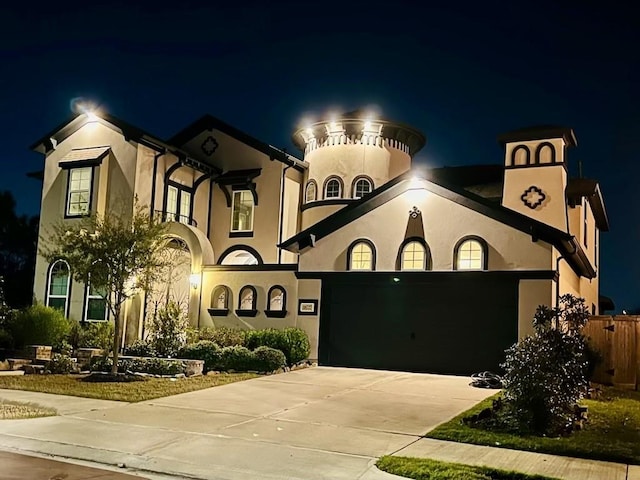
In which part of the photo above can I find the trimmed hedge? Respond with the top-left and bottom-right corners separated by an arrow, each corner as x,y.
91,356 -> 184,376
198,326 -> 246,347
178,342 -> 286,373
244,328 -> 310,365
253,346 -> 286,372
124,339 -> 157,357
179,340 -> 220,373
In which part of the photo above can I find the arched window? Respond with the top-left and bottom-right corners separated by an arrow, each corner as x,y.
454,237 -> 488,270
46,260 -> 70,316
305,180 -> 317,203
399,240 -> 430,271
535,142 -> 556,164
265,285 -> 287,317
352,177 -> 373,199
219,248 -> 261,265
511,145 -> 531,166
211,285 -> 230,309
324,176 -> 343,199
236,285 -> 258,316
348,240 -> 375,271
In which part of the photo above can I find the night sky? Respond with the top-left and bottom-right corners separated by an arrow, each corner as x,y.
1,2 -> 638,311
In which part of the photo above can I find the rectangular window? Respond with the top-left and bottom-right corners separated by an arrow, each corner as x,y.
166,184 -> 192,224
85,282 -> 108,322
231,190 -> 254,232
66,167 -> 93,216
166,185 -> 178,221
180,191 -> 191,225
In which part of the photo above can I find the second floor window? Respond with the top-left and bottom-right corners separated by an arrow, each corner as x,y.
167,184 -> 192,224
67,167 -> 93,216
231,190 -> 254,232
324,178 -> 342,199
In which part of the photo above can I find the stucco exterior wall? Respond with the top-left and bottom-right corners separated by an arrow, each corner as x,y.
299,188 -> 554,272
209,160 -> 285,264
34,122 -> 140,322
502,165 -> 568,232
518,279 -> 554,338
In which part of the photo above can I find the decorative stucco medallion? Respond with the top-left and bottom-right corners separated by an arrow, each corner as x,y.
409,206 -> 421,218
521,186 -> 546,209
201,135 -> 219,156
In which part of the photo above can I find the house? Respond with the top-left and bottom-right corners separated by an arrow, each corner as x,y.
30,109 -> 609,374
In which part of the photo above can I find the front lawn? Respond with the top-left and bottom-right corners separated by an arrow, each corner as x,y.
427,387 -> 640,465
377,456 -> 559,480
0,399 -> 57,419
0,373 -> 259,402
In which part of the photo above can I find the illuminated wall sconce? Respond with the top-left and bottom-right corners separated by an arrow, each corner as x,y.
189,273 -> 201,290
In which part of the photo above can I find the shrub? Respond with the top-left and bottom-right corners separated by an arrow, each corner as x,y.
0,329 -> 13,349
77,322 -> 114,352
124,339 -> 157,357
10,304 -> 70,348
253,346 -> 286,372
500,294 -> 591,435
244,327 -> 310,365
57,340 -> 74,356
178,340 -> 220,373
48,353 -> 76,374
218,345 -> 254,372
199,326 -> 246,347
90,356 -> 184,376
147,301 -> 188,357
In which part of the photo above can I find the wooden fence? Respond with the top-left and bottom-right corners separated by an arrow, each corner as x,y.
584,315 -> 639,390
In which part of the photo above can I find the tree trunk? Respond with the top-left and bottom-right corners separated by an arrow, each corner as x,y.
111,302 -> 122,375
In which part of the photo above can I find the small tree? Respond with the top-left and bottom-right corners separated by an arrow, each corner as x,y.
501,294 -> 591,435
41,201 -> 168,374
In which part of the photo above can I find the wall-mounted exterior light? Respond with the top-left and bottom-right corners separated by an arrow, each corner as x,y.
189,273 -> 201,290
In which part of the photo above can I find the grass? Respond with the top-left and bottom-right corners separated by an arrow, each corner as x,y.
0,373 -> 259,402
427,387 -> 640,465
0,399 -> 57,419
376,456 -> 560,480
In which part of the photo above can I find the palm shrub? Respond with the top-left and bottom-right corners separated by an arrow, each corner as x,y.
500,294 -> 591,435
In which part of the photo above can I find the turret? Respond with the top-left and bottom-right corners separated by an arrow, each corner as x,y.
292,110 -> 425,229
499,125 -> 577,232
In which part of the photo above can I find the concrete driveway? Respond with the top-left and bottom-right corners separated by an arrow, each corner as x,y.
0,367 -> 494,479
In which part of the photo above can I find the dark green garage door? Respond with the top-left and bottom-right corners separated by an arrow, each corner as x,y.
318,272 -> 519,375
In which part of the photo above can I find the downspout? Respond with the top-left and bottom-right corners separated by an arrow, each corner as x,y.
277,162 -> 293,264
555,255 -> 564,329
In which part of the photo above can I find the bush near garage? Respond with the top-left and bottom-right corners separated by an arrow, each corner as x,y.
244,327 -> 310,365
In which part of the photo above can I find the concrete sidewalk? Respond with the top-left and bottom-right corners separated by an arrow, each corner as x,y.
0,368 -> 638,479
393,437 -> 639,480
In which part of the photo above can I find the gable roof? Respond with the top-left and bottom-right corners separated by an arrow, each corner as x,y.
168,114 -> 305,171
30,112 -> 167,154
280,169 -> 596,279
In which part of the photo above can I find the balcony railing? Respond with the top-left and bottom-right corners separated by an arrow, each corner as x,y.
154,210 -> 198,227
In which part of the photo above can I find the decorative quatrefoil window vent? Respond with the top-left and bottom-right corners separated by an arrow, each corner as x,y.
409,206 -> 421,218
201,135 -> 219,156
521,186 -> 546,209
